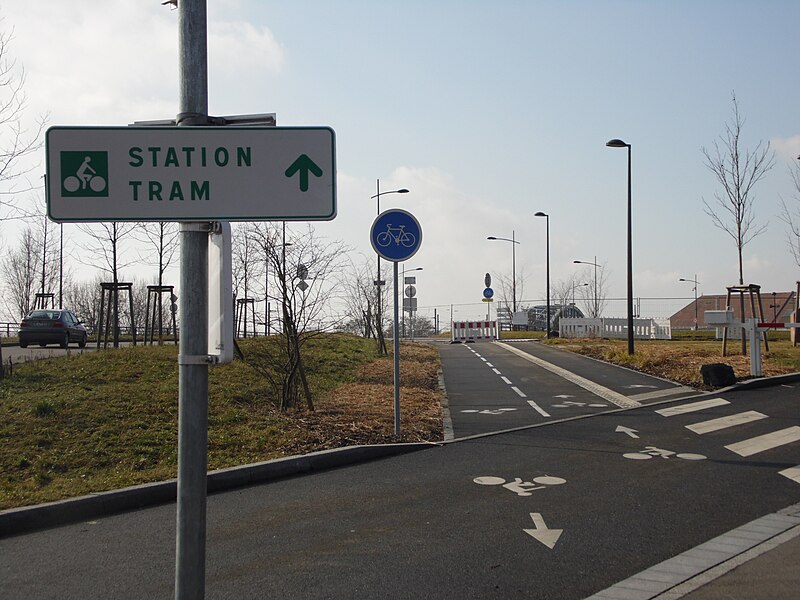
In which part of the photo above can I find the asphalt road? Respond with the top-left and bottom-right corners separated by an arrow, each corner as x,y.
441,340 -> 698,438
2,381 -> 798,599
2,339 -> 151,365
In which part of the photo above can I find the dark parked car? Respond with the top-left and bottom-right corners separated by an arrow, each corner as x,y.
18,309 -> 88,349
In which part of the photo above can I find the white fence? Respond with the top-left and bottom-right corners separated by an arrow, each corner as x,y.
559,317 -> 672,340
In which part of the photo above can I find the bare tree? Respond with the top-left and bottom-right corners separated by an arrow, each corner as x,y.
339,255 -> 377,338
34,208 -> 59,302
0,23 -> 46,379
339,255 -> 393,342
0,225 -> 38,318
496,266 -> 526,321
231,223 -> 264,337
702,93 -> 775,285
246,222 -> 280,335
576,263 -> 609,318
133,222 -> 178,341
243,224 -> 349,411
64,276 -> 103,333
779,158 -> 800,268
552,277 -> 581,308
77,222 -> 137,345
0,24 -> 46,224
134,222 -> 179,285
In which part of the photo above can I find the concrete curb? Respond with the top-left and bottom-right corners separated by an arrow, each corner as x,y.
0,442 -> 438,538
724,372 -> 800,391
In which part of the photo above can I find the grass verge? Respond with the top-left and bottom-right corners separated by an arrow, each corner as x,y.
0,334 -> 443,510
542,336 -> 800,387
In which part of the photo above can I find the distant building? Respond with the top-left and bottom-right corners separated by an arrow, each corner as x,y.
670,292 -> 796,330
511,304 -> 585,332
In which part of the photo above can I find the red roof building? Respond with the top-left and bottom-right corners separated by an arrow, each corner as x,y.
670,291 -> 797,329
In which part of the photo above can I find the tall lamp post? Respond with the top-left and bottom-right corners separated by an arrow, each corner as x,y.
534,212 -> 551,337
607,138 -> 634,355
371,180 -> 409,352
487,231 -> 520,316
679,275 -> 700,330
573,258 -> 600,317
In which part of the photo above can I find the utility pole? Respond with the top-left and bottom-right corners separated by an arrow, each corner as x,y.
175,1 -> 210,598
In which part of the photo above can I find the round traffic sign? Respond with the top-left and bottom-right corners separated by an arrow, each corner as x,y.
483,287 -> 494,299
370,209 -> 422,262
405,285 -> 417,298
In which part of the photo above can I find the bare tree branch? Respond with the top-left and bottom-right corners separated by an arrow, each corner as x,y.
701,92 -> 774,285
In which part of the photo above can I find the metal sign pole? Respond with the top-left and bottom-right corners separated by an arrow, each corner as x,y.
393,261 -> 401,436
176,1 -> 209,598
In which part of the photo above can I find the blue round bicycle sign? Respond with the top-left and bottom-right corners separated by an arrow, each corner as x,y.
370,208 -> 422,262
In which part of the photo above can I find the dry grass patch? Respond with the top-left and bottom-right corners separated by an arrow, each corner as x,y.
544,337 -> 800,388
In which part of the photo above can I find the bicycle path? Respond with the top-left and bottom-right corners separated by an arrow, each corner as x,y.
439,339 -> 699,439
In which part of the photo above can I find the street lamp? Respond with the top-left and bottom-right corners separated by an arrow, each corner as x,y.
401,265 -> 423,338
487,231 -> 520,314
371,180 -> 409,352
534,212 -> 551,337
573,258 -> 600,317
679,275 -> 700,330
606,138 -> 634,355
572,282 -> 589,307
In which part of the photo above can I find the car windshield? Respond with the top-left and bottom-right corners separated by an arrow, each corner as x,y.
27,310 -> 61,320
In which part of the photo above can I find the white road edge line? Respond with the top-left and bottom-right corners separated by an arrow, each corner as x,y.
495,341 -> 640,408
511,386 -> 527,398
527,400 -> 550,417
500,376 -> 512,385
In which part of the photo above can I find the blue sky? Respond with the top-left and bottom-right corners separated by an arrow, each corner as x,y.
3,0 -> 800,321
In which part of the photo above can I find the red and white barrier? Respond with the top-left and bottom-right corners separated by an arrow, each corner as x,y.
450,320 -> 498,343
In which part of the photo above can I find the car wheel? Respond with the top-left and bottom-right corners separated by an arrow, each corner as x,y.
78,334 -> 87,348
60,334 -> 69,349
20,341 -> 28,348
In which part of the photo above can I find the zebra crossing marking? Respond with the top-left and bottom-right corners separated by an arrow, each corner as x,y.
779,466 -> 800,484
686,411 -> 768,435
725,427 -> 800,457
655,397 -> 729,417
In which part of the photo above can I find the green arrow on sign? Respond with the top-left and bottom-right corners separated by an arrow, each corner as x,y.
285,154 -> 323,192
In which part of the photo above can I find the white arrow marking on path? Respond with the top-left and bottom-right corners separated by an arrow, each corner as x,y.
615,425 -> 640,439
524,513 -> 562,549
553,394 -> 574,399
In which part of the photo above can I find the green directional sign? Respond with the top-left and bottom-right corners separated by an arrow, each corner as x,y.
46,126 -> 336,222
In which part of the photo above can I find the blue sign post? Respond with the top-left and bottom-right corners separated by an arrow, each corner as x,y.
370,209 -> 422,436
370,208 -> 422,262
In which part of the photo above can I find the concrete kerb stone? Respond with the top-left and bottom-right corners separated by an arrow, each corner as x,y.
0,442 -> 438,538
721,371 -> 800,392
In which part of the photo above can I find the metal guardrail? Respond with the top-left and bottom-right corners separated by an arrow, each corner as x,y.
0,322 -> 19,338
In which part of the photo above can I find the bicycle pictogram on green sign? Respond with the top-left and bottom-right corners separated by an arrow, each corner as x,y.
60,151 -> 109,197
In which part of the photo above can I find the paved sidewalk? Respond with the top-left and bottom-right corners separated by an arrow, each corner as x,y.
674,525 -> 800,600
586,503 -> 800,600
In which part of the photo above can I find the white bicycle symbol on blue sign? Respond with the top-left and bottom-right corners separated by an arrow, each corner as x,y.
376,223 -> 416,248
